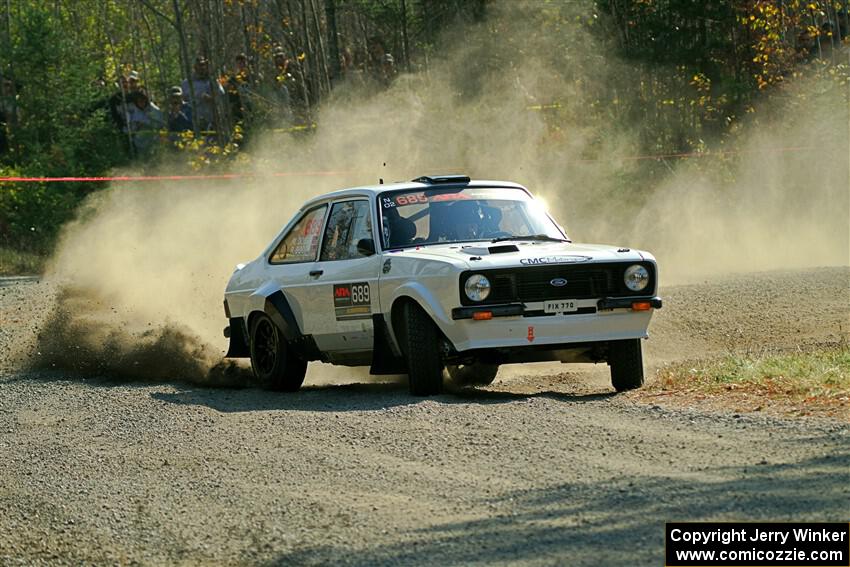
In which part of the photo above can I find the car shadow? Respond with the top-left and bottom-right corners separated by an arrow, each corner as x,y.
4,365 -> 254,390
150,382 -> 618,413
264,450 -> 850,566
10,365 -> 618,412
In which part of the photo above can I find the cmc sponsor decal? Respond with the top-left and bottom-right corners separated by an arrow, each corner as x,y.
520,255 -> 591,266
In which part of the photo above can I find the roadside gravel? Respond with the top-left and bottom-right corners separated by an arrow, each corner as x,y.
0,268 -> 848,566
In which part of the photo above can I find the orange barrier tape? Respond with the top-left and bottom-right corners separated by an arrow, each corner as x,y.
0,170 -> 355,183
0,146 -> 820,184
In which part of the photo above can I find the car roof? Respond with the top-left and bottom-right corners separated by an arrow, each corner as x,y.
300,178 -> 528,209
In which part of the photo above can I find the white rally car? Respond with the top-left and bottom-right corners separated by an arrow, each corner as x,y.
223,175 -> 662,395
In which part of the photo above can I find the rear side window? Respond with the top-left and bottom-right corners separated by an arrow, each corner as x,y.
269,205 -> 327,264
320,200 -> 373,261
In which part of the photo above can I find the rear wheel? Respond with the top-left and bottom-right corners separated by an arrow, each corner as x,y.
402,302 -> 444,396
249,313 -> 307,392
446,363 -> 499,387
609,339 -> 644,392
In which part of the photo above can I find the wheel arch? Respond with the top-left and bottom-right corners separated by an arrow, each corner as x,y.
385,280 -> 452,341
388,294 -> 455,357
246,290 -> 324,362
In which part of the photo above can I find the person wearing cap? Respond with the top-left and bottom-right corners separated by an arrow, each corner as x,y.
180,56 -> 225,131
166,86 -> 192,140
127,70 -> 142,93
381,53 -> 396,84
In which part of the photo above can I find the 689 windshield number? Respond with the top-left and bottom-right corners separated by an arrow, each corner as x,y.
391,192 -> 470,207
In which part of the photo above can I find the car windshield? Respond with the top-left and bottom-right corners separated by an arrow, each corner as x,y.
377,186 -> 565,249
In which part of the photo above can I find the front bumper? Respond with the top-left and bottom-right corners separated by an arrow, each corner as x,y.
452,296 -> 662,319
444,297 -> 661,352
597,296 -> 663,310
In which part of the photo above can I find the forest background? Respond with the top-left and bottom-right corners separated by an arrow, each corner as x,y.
0,0 -> 847,273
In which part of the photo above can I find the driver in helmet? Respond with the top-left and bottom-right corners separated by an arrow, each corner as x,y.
448,200 -> 485,240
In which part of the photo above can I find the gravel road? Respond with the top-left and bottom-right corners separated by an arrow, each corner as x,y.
0,268 -> 848,566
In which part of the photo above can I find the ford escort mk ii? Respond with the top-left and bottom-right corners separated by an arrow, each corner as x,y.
223,175 -> 662,395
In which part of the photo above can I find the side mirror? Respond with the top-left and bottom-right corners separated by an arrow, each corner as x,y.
356,238 -> 376,257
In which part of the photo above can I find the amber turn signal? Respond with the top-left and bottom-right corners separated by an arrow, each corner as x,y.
472,311 -> 493,320
631,301 -> 652,311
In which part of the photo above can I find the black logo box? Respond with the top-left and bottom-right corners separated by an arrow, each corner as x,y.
666,522 -> 849,567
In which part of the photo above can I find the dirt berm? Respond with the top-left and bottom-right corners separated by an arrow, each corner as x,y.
0,267 -> 847,566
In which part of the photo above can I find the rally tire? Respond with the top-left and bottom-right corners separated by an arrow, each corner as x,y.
402,302 -> 444,396
446,363 -> 499,387
249,313 -> 307,392
609,339 -> 644,392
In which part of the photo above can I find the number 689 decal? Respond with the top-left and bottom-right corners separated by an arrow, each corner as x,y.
350,283 -> 370,305
333,282 -> 372,321
333,282 -> 371,307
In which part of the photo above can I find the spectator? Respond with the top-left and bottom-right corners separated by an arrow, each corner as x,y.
0,77 -> 19,155
819,21 -> 838,59
127,89 -> 164,156
127,70 -> 142,94
106,75 -> 132,131
181,56 -> 225,132
271,47 -> 295,124
225,53 -> 260,124
381,53 -> 397,84
367,37 -> 396,87
368,37 -> 386,67
166,86 -> 192,141
339,47 -> 354,79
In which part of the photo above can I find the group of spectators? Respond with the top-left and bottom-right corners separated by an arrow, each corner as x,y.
105,56 -> 238,157
102,39 -> 398,158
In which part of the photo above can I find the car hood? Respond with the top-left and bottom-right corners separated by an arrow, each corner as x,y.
386,241 -> 653,269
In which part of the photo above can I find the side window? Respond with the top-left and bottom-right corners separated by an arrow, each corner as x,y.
320,201 -> 373,261
269,205 -> 327,264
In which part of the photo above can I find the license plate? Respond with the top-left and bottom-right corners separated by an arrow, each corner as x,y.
544,300 -> 578,314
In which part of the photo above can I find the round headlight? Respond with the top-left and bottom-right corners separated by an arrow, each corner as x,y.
464,274 -> 491,302
624,264 -> 650,292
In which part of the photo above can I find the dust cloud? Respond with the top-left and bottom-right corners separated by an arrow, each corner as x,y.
37,1 -> 848,384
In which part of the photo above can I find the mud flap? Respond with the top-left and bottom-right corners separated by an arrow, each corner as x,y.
224,317 -> 250,358
369,314 -> 407,375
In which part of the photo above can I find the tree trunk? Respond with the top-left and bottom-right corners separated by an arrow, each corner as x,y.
309,0 -> 331,95
172,0 -> 201,136
298,0 -> 316,118
401,0 -> 411,72
139,7 -> 168,102
324,0 -> 340,82
4,0 -> 16,132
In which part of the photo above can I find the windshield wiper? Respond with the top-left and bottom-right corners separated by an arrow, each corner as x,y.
490,234 -> 569,243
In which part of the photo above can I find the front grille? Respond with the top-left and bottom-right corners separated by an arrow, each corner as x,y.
460,261 -> 655,306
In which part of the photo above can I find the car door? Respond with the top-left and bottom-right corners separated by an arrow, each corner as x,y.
266,203 -> 329,337
303,198 -> 381,354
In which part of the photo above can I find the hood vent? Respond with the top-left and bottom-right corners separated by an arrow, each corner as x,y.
488,244 -> 519,254
461,244 -> 519,256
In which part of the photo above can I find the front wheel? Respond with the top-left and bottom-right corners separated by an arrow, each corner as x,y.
609,339 -> 644,392
249,314 -> 307,392
446,363 -> 499,387
402,303 -> 444,396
